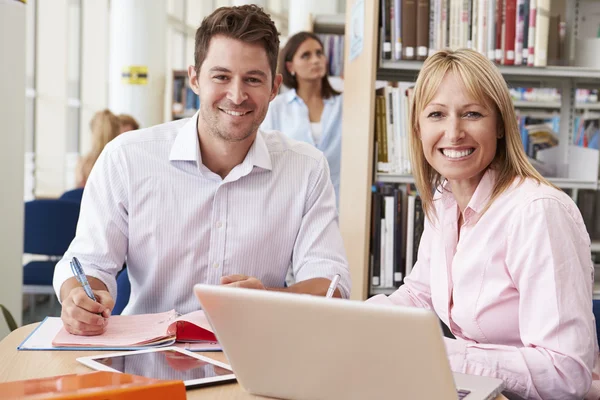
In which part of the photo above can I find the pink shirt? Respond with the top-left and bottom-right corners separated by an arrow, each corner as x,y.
368,169 -> 598,399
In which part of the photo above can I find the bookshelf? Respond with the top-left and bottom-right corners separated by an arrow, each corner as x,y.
339,0 -> 600,300
171,70 -> 199,121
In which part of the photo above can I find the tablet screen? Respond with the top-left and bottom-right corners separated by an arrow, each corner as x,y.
91,349 -> 234,382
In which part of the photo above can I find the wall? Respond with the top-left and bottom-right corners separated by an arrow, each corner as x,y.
0,0 -> 26,338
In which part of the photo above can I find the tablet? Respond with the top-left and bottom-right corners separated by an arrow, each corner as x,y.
76,347 -> 236,389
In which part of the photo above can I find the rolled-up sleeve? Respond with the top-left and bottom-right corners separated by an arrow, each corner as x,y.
446,198 -> 596,399
291,154 -> 351,298
53,143 -> 129,303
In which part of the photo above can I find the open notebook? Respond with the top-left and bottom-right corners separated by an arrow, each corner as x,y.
18,310 -> 221,352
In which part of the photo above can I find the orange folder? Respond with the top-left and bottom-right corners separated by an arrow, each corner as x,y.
1,371 -> 186,399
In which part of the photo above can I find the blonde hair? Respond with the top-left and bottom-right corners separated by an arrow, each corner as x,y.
118,114 -> 140,131
409,49 -> 554,222
76,109 -> 121,187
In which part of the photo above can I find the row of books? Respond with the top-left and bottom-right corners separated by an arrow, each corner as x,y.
375,82 -> 600,177
375,82 -> 414,175
509,88 -> 600,104
518,114 -> 560,159
380,0 -> 556,67
317,34 -> 345,77
370,183 -> 425,290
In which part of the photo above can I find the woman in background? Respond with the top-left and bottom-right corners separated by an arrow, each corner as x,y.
368,49 -> 599,399
262,31 -> 343,203
75,109 -> 121,188
118,113 -> 139,133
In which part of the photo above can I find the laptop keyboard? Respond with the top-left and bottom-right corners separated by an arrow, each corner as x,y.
457,389 -> 471,399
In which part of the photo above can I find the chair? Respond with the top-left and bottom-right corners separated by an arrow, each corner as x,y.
59,188 -> 84,203
23,199 -> 80,314
113,267 -> 130,316
593,300 -> 600,347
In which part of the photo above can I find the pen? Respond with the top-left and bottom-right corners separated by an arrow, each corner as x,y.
70,257 -> 97,302
326,274 -> 341,298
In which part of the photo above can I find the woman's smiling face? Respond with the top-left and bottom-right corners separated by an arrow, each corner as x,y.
418,71 -> 498,189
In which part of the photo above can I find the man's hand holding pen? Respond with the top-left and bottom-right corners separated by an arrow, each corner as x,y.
61,287 -> 113,336
59,257 -> 114,336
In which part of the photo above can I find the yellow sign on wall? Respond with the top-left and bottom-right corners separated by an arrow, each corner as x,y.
121,66 -> 148,85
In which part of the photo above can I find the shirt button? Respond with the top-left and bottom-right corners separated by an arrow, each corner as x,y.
213,262 -> 219,269
216,221 -> 222,228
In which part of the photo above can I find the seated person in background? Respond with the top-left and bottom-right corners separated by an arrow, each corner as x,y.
261,31 -> 343,204
117,113 -> 140,133
75,109 -> 121,188
53,5 -> 350,336
367,48 -> 598,399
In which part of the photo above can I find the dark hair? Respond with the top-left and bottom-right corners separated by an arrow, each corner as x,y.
194,5 -> 280,83
279,31 -> 341,99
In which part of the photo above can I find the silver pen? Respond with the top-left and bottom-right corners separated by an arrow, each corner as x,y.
70,257 -> 97,302
325,274 -> 341,298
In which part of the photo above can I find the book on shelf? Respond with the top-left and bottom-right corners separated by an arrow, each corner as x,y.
379,0 -> 562,67
316,33 -> 345,77
370,183 -> 424,294
375,82 -> 414,175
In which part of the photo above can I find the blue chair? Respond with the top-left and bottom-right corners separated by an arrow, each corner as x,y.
23,199 -> 80,313
113,267 -> 130,315
60,188 -> 84,203
593,300 -> 600,348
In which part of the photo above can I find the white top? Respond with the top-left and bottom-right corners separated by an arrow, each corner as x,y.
310,122 -> 323,145
53,113 -> 351,315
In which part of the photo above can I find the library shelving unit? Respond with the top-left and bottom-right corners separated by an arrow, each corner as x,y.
339,0 -> 600,300
310,13 -> 346,80
171,70 -> 198,121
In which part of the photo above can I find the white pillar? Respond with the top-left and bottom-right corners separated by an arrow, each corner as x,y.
109,0 -> 167,129
80,0 -> 110,156
0,0 -> 26,336
35,0 -> 68,197
288,0 -> 339,36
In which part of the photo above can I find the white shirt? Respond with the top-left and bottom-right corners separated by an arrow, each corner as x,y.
53,113 -> 351,315
261,90 -> 343,203
310,121 -> 323,145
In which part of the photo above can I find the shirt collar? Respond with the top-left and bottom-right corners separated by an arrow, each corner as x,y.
440,168 -> 496,214
168,112 -> 272,172
245,130 -> 272,171
284,88 -> 336,105
169,112 -> 201,163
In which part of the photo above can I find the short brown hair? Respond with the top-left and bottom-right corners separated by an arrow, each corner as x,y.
280,31 -> 341,99
194,5 -> 280,83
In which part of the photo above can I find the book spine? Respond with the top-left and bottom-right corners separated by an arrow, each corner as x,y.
402,0 -> 418,59
417,0 -> 430,61
533,0 -> 549,66
527,0 -> 536,67
514,0 -> 526,65
502,0 -> 516,65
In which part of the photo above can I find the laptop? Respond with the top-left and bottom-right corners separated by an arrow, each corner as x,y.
194,284 -> 504,400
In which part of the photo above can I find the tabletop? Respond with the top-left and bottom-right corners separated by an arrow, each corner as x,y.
0,323 -> 508,400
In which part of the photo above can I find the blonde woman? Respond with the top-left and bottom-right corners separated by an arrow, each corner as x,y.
75,109 -> 121,188
118,113 -> 139,133
368,49 -> 598,399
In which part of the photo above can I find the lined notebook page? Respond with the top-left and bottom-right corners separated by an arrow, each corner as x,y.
52,310 -> 179,347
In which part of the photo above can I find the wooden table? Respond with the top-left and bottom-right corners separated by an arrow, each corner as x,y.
0,324 -> 508,399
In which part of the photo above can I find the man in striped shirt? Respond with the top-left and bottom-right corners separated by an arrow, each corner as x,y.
53,5 -> 350,336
